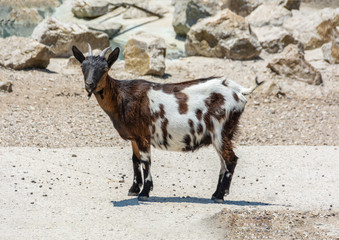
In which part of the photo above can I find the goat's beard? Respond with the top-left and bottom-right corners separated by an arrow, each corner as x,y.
87,92 -> 92,100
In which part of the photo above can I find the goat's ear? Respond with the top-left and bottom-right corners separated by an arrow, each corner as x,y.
72,45 -> 85,63
107,47 -> 120,68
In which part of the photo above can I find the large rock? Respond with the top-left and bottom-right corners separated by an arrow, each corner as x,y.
283,8 -> 339,49
253,26 -> 301,53
223,0 -> 262,17
322,40 -> 339,64
32,17 -> 110,57
263,0 -> 301,10
72,0 -> 109,19
172,0 -> 221,37
0,36 -> 54,70
9,8 -> 43,24
246,4 -> 292,28
87,22 -> 122,38
122,2 -> 168,19
185,9 -> 261,60
267,44 -> 323,85
123,32 -> 166,76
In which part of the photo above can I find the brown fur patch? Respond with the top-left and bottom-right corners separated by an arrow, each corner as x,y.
204,92 -> 226,131
196,109 -> 203,121
197,123 -> 203,135
175,92 -> 189,114
233,92 -> 239,102
161,118 -> 169,149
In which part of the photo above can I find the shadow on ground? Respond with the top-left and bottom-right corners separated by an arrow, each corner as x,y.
111,196 -> 274,207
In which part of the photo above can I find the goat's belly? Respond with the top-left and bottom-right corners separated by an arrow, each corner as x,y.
150,123 -> 211,152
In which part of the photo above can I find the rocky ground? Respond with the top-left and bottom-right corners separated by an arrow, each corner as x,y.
0,52 -> 338,148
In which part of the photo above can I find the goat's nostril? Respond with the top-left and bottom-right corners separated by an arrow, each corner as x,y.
86,83 -> 94,89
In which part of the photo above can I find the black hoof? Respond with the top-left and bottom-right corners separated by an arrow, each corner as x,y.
138,195 -> 149,201
128,191 -> 139,196
214,198 -> 224,203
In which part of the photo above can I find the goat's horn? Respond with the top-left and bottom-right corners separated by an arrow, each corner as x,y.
87,43 -> 93,56
100,46 -> 111,58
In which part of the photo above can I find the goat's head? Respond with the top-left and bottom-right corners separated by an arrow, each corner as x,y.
72,44 -> 120,98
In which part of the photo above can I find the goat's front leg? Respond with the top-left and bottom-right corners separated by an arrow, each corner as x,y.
137,142 -> 153,201
128,141 -> 143,196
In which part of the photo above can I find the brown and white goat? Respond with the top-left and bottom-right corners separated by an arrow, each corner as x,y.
72,45 -> 262,203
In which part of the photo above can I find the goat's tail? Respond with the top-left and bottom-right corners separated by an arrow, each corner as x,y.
241,76 -> 264,95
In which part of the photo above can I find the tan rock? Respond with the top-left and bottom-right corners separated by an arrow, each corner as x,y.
267,44 -> 322,85
322,40 -> 339,64
124,32 -> 166,76
185,9 -> 261,60
32,17 -> 109,57
9,8 -> 42,24
0,36 -> 54,70
0,81 -> 13,92
283,8 -> 339,49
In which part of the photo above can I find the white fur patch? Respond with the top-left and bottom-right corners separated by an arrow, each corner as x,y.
147,77 -> 247,152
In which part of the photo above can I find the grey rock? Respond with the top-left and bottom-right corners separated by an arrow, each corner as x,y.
185,9 -> 261,60
246,4 -> 292,28
0,36 -> 54,70
253,26 -> 301,53
223,0 -> 262,17
172,0 -> 221,37
88,22 -> 122,38
32,17 -> 110,57
72,0 -> 109,18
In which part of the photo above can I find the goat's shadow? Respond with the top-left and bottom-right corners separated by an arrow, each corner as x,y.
111,196 -> 274,207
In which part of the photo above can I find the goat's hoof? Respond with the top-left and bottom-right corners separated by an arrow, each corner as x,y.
138,195 -> 149,201
214,198 -> 224,203
211,195 -> 216,201
128,191 -> 139,196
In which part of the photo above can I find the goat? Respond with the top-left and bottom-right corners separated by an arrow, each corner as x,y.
72,44 -> 262,203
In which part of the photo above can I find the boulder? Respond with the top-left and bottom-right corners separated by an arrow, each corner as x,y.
123,32 -> 166,76
263,0 -> 301,10
253,26 -> 301,53
9,8 -> 43,24
88,22 -> 122,38
267,44 -> 323,85
72,0 -> 109,19
185,9 -> 261,60
0,36 -> 54,70
246,4 -> 292,28
0,81 -> 13,92
32,17 -> 110,57
172,0 -> 221,37
283,8 -> 339,49
122,2 -> 168,19
322,40 -> 339,64
223,0 -> 262,17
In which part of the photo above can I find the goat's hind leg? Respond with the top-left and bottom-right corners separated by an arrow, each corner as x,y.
137,143 -> 153,201
128,141 -> 143,196
212,142 -> 238,203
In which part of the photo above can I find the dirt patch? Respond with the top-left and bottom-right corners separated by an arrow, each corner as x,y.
212,209 -> 339,240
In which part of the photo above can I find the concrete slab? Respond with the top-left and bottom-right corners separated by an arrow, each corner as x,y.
0,146 -> 338,239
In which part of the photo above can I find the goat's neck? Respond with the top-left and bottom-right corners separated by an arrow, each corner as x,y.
94,74 -> 119,117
